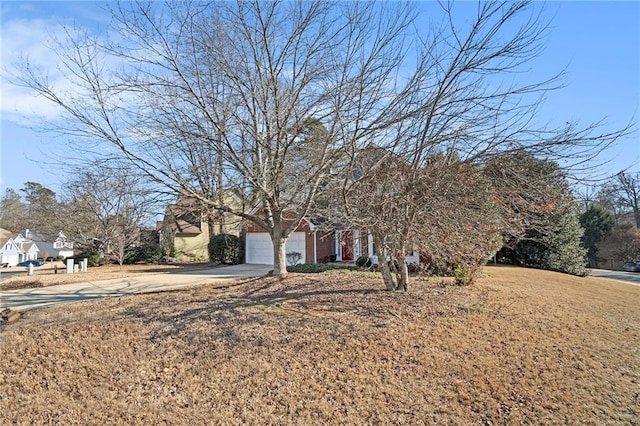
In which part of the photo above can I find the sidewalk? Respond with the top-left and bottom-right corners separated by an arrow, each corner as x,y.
0,264 -> 273,311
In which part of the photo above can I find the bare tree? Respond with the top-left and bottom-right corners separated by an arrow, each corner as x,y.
598,224 -> 640,265
12,0 -> 417,276
61,167 -> 160,268
613,172 -> 640,228
330,1 -> 627,289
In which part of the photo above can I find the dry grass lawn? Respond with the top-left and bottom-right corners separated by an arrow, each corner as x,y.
1,265 -> 638,425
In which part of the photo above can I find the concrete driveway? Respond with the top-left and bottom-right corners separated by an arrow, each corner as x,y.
589,269 -> 640,287
0,264 -> 273,312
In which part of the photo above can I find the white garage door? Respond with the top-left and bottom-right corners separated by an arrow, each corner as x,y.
245,232 -> 306,265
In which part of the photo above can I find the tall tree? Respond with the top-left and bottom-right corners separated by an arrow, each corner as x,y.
598,224 -> 640,265
488,153 -> 588,276
61,167 -> 160,268
14,0 -> 417,276
20,182 -> 58,235
0,188 -> 26,233
613,172 -> 640,228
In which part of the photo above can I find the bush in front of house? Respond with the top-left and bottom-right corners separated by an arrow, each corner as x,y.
124,244 -> 163,264
209,234 -> 242,265
355,256 -> 372,268
287,263 -> 360,273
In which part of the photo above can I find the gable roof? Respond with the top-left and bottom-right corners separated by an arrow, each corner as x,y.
22,241 -> 39,253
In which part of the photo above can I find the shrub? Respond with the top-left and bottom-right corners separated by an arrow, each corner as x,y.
454,264 -> 468,286
209,234 -> 242,265
69,253 -> 107,267
286,251 -> 303,265
355,256 -> 372,268
407,262 -> 420,274
454,262 -> 484,285
287,263 -> 360,273
124,244 -> 163,264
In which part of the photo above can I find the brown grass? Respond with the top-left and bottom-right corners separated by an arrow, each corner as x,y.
1,265 -> 638,425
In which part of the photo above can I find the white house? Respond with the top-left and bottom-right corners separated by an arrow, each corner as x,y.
0,234 -> 21,267
12,233 -> 40,262
20,229 -> 74,259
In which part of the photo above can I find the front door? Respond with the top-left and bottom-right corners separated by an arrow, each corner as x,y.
341,231 -> 354,261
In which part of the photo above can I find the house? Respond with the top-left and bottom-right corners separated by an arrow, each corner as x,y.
241,216 -> 418,266
160,191 -> 245,262
0,227 -> 49,266
0,229 -> 21,266
20,229 -> 74,259
242,215 -> 327,265
239,145 -> 421,266
240,208 -> 384,265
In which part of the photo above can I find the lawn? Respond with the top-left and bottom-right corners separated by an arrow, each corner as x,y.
1,265 -> 638,425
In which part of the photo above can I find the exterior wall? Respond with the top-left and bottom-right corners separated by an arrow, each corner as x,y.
23,244 -> 39,261
174,222 -> 210,262
220,191 -> 245,236
0,239 -> 21,266
315,231 -> 335,263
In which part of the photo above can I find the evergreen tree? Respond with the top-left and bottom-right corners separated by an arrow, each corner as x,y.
580,203 -> 614,266
0,188 -> 26,232
544,202 -> 588,276
20,182 -> 59,235
493,154 -> 588,276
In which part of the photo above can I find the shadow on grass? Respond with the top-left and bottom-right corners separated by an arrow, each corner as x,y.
123,276 -> 387,348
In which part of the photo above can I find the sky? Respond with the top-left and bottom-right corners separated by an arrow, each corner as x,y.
1,1 -> 639,196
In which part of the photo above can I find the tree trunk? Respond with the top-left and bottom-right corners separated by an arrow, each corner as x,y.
374,233 -> 395,290
272,233 -> 288,277
397,254 -> 409,291
207,213 -> 217,264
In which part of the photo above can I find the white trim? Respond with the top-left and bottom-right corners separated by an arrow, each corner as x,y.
353,229 -> 361,259
335,232 -> 342,261
313,230 -> 317,263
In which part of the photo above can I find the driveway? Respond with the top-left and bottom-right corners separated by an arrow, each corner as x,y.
0,264 -> 273,312
589,269 -> 640,287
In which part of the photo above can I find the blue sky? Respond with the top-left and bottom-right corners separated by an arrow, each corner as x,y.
1,1 -> 639,195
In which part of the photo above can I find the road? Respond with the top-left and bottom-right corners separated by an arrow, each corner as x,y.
589,269 -> 640,286
0,264 -> 273,312
0,268 -> 32,280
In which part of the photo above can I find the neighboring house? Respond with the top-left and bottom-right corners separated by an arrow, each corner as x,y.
160,191 -> 245,262
0,227 -> 43,265
0,229 -> 21,266
163,209 -> 210,262
21,241 -> 40,262
20,229 -> 74,259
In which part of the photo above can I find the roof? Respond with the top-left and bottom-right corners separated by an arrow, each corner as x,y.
173,218 -> 203,235
22,241 -> 39,252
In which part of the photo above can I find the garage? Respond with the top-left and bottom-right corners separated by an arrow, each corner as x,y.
245,232 -> 306,265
